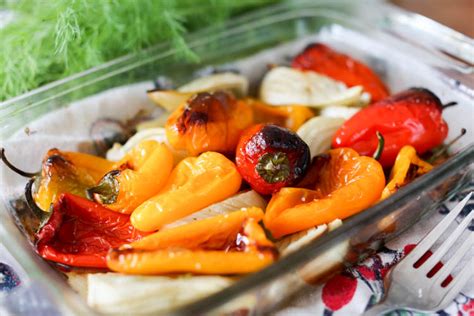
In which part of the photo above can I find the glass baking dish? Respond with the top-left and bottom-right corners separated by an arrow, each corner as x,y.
0,0 -> 473,315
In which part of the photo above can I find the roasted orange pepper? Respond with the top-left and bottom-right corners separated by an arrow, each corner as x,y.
264,148 -> 385,238
34,149 -> 114,212
131,151 -> 242,232
165,91 -> 253,156
381,145 -> 433,200
88,140 -> 173,214
107,207 -> 277,274
246,98 -> 314,131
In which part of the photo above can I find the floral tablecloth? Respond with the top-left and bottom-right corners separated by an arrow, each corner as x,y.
277,183 -> 474,316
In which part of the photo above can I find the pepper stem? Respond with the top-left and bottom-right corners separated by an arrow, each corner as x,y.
372,131 -> 385,161
442,101 -> 457,109
428,128 -> 467,163
25,178 -> 51,229
256,152 -> 290,184
1,148 -> 39,178
87,170 -> 120,204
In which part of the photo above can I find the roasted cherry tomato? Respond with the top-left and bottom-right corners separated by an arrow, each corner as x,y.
236,124 -> 310,195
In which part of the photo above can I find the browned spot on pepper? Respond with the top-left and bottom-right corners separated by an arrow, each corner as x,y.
296,154 -> 331,189
166,90 -> 253,156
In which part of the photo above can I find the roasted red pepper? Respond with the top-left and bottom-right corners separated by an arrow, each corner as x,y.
332,88 -> 450,167
292,43 -> 389,102
36,193 -> 147,268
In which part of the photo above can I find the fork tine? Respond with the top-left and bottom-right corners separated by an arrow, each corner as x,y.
419,208 -> 474,274
432,233 -> 474,285
436,257 -> 474,310
404,192 -> 472,267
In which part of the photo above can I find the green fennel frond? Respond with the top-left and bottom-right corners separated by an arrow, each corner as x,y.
0,0 -> 278,101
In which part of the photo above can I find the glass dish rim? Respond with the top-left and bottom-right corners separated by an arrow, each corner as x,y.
0,1 -> 473,315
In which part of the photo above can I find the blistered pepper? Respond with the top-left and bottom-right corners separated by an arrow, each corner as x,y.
107,207 -> 276,274
166,91 -> 253,156
264,148 -> 385,238
246,98 -> 314,131
332,88 -> 450,167
131,151 -> 242,232
34,149 -> 114,212
292,43 -> 389,102
88,140 -> 173,214
381,146 -> 433,200
236,124 -> 310,195
36,193 -> 147,268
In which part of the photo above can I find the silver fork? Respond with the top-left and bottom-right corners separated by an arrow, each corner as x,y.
364,192 -> 474,316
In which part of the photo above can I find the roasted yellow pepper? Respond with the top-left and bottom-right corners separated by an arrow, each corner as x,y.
35,149 -> 114,212
380,145 -> 433,200
108,207 -> 277,274
131,151 -> 242,232
264,148 -> 385,238
246,98 -> 314,131
62,151 -> 115,182
88,140 -> 173,214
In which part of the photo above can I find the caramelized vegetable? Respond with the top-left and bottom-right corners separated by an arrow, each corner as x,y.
177,72 -> 249,97
292,43 -> 389,102
296,116 -> 345,158
164,190 -> 267,229
108,208 -> 276,275
128,207 -> 263,250
36,193 -> 147,268
236,124 -> 310,195
165,91 -> 253,156
260,67 -> 365,107
88,140 -> 173,214
106,127 -> 187,163
247,98 -> 314,131
147,90 -> 191,112
35,150 -> 114,212
264,148 -> 385,238
381,146 -> 433,200
131,152 -> 242,232
147,72 -> 249,112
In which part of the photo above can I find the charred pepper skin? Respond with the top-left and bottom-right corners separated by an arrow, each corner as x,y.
165,91 -> 253,156
292,43 -> 389,102
332,88 -> 449,167
236,124 -> 310,195
35,193 -> 147,268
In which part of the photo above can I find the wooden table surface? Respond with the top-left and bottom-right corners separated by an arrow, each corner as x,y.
392,0 -> 474,38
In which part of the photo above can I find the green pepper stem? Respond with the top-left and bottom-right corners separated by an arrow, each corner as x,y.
1,148 -> 39,178
256,152 -> 291,184
87,170 -> 120,204
372,131 -> 385,161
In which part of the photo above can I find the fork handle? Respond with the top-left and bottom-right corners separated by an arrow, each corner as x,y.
362,302 -> 395,316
